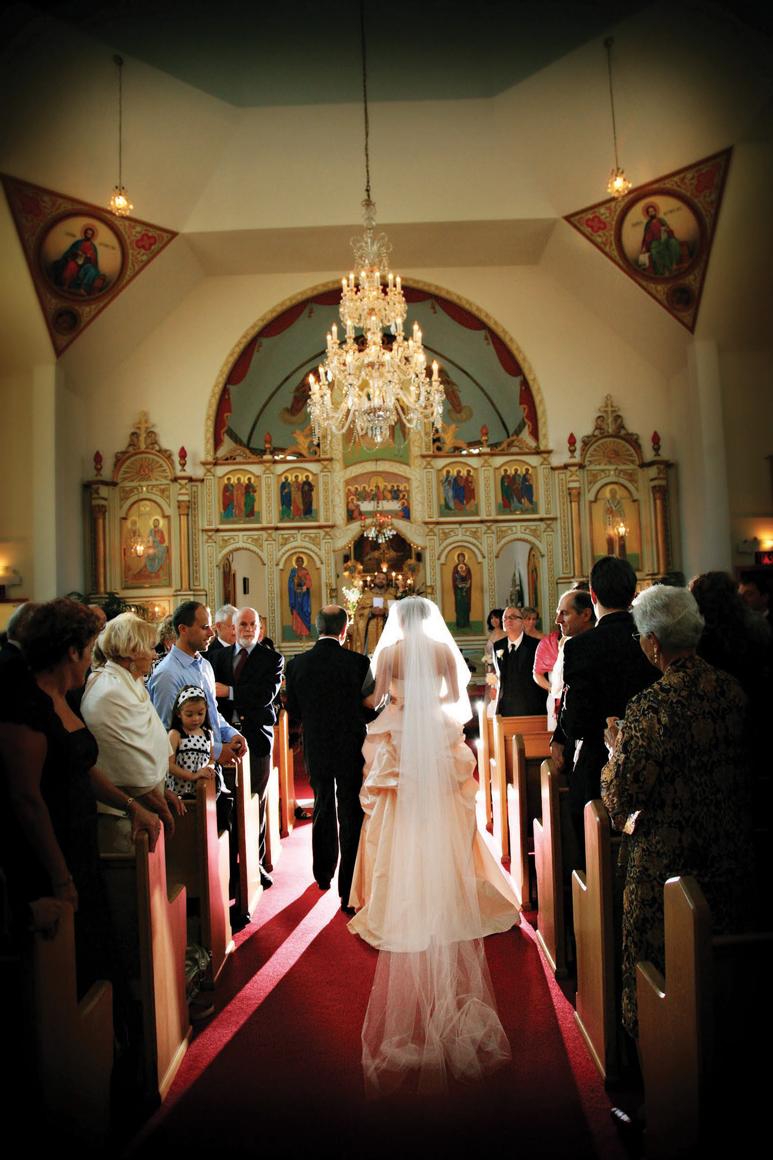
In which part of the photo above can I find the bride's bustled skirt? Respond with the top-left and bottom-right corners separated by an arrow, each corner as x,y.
347,705 -> 520,1092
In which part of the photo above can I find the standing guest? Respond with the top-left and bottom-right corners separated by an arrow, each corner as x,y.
285,605 -> 375,911
0,602 -> 39,702
601,585 -> 751,1048
148,602 -> 247,918
210,604 -> 238,654
212,607 -> 283,889
738,571 -> 771,622
532,627 -> 561,727
209,604 -> 238,716
559,558 -> 658,857
166,686 -> 217,798
549,589 -> 595,765
690,571 -> 770,699
81,612 -> 182,854
492,607 -> 546,717
483,607 -> 507,717
521,607 -> 543,640
147,601 -> 246,769
0,599 -> 160,991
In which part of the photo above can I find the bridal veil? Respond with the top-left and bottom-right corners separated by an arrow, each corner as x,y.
360,596 -> 511,1094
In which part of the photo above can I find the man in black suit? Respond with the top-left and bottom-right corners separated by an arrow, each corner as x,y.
558,557 -> 658,851
285,605 -> 375,913
493,606 -> 546,716
212,606 -> 283,888
209,603 -> 238,718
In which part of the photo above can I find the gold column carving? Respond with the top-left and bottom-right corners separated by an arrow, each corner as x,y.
177,477 -> 191,592
567,482 -> 583,579
652,484 -> 669,575
88,483 -> 109,595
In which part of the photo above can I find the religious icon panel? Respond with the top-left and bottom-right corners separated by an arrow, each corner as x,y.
121,498 -> 171,588
281,552 -> 318,642
438,462 -> 479,517
278,470 -> 317,522
219,471 -> 260,523
496,460 -> 538,515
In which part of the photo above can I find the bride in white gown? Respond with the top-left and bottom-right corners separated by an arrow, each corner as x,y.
347,597 -> 519,1094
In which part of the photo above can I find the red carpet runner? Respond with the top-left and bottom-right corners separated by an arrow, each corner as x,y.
130,819 -> 626,1159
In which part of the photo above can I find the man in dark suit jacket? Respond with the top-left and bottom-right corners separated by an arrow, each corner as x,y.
558,557 -> 659,850
493,607 -> 546,716
285,605 -> 375,912
212,607 -> 284,888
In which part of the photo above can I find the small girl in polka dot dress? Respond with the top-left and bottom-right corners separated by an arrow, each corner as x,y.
166,685 -> 217,798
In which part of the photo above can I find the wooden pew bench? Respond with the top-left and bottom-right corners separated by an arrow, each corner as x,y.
224,749 -> 263,919
264,760 -> 282,875
101,829 -> 190,1104
504,728 -> 552,908
572,799 -> 621,1082
275,708 -> 296,839
533,758 -> 570,976
637,875 -> 773,1158
489,713 -> 548,867
165,778 -> 232,983
30,902 -> 113,1144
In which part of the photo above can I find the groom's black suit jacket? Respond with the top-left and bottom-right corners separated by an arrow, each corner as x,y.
285,639 -> 375,782
493,633 -> 545,717
211,642 -> 284,758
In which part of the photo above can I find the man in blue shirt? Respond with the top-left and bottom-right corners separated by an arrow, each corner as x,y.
148,600 -> 248,922
148,600 -> 246,765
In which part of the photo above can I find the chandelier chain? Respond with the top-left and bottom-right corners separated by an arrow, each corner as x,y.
360,0 -> 372,203
114,54 -> 124,189
604,37 -> 621,171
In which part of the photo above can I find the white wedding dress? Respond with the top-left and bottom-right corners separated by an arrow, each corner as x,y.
347,598 -> 519,1095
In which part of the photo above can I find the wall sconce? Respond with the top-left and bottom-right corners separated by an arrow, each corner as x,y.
736,537 -> 761,556
0,565 -> 22,599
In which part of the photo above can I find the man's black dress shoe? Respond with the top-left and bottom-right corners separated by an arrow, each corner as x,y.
341,904 -> 356,917
230,908 -> 251,932
260,872 -> 273,889
317,880 -> 331,891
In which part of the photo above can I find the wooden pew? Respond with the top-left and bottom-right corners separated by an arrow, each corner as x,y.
165,778 -> 233,982
31,902 -> 113,1143
572,799 -> 620,1082
101,829 -> 190,1103
505,729 -> 552,908
275,708 -> 295,838
490,714 -> 548,865
264,760 -> 282,874
230,749 -> 262,917
533,758 -> 569,977
476,700 -> 494,832
637,876 -> 773,1158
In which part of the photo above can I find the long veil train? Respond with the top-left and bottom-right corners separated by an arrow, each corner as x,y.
356,597 -> 515,1094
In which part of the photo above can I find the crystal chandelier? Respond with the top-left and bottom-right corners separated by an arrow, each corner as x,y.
604,37 -> 632,199
306,3 -> 445,447
361,506 -> 395,545
108,55 -> 134,217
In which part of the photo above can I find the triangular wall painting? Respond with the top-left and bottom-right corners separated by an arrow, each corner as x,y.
2,174 -> 177,356
564,149 -> 731,333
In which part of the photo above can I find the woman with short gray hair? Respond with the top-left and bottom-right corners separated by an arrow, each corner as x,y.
601,582 -> 751,1046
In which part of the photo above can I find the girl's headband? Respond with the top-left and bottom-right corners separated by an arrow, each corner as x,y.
176,685 -> 207,706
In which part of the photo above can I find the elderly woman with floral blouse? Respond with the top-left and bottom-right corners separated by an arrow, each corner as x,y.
601,583 -> 751,1041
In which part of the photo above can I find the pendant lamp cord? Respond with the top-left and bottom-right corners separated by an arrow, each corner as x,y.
114,53 -> 124,188
360,0 -> 372,203
604,37 -> 621,171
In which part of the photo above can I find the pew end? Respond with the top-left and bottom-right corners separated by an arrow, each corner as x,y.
636,875 -> 773,1157
31,901 -> 113,1144
276,709 -> 296,838
572,800 -> 619,1083
101,829 -> 190,1104
533,758 -> 568,978
229,750 -> 263,918
165,778 -> 233,983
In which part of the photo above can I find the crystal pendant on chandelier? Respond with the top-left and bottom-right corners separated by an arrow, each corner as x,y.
307,196 -> 445,446
607,167 -> 632,199
109,185 -> 133,217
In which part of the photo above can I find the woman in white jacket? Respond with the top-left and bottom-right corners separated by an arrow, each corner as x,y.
82,613 -> 183,853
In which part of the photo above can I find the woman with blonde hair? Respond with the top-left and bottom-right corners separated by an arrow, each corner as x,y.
82,612 -> 183,853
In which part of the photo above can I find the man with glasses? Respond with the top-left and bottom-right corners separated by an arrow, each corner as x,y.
493,606 -> 546,717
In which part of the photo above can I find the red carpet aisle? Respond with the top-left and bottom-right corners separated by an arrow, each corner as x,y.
130,820 -> 627,1160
